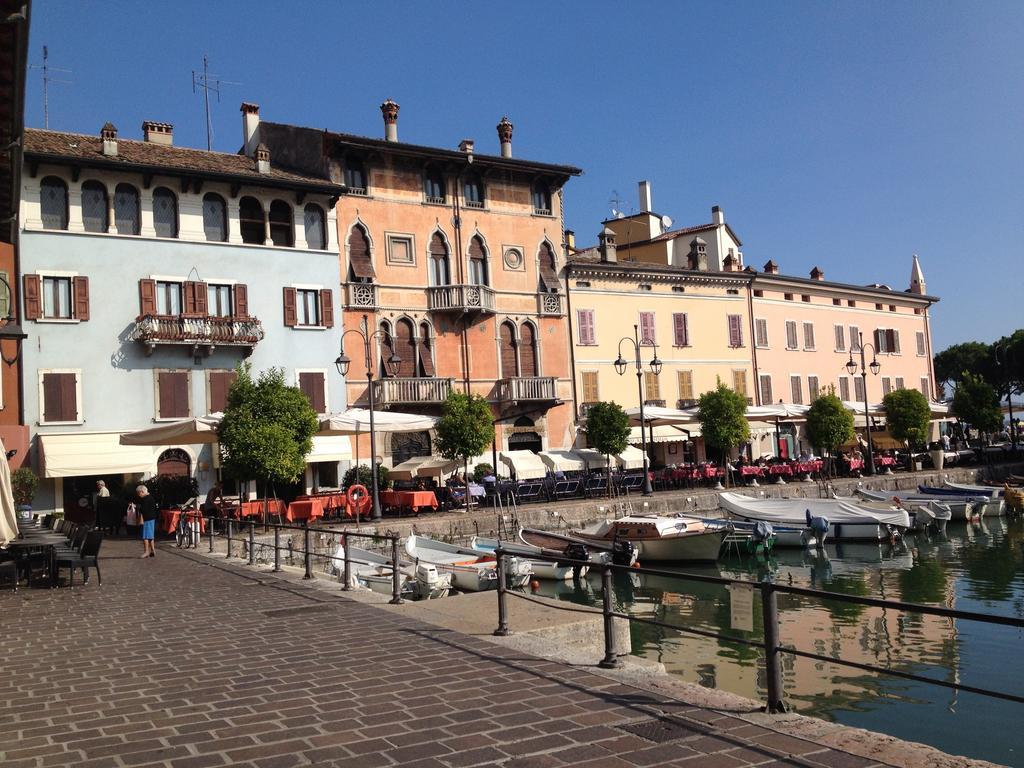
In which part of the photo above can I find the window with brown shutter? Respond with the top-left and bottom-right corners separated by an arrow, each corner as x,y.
755,318 -> 769,348
677,370 -> 694,401
72,276 -> 89,321
537,242 -> 560,292
673,313 -> 690,347
419,323 -> 435,376
644,371 -> 660,401
727,314 -> 743,347
519,322 -> 537,377
808,376 -> 819,400
158,371 -> 190,419
759,375 -> 773,405
139,278 -> 157,317
208,370 -> 237,414
347,224 -> 376,280
732,370 -> 748,397
790,376 -> 803,405
785,321 -> 798,350
298,371 -> 326,413
183,281 -> 208,316
576,309 -> 595,345
395,319 -> 417,377
499,321 -> 517,378
23,274 -> 41,320
233,284 -> 249,318
639,312 -> 656,345
379,322 -> 395,376
41,372 -> 78,423
319,289 -> 334,328
282,287 -> 297,327
581,371 -> 599,403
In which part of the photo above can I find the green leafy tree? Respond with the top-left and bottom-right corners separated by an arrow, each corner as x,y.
218,364 -> 318,517
952,373 -> 1003,436
882,388 -> 932,450
697,382 -> 750,483
342,463 -> 391,491
11,468 -> 39,508
471,463 -> 494,483
805,388 -> 855,476
585,401 -> 630,496
933,341 -> 992,393
435,392 -> 495,513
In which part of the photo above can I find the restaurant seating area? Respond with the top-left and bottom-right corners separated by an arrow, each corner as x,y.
0,515 -> 104,589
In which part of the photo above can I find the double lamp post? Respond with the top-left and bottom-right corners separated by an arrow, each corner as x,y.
846,331 -> 881,476
614,324 -> 662,497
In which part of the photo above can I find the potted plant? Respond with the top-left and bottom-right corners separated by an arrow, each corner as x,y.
11,468 -> 39,519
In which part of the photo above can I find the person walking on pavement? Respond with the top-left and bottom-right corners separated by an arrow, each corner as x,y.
136,484 -> 158,558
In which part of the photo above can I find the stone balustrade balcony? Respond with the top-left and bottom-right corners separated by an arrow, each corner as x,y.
372,376 -> 454,406
496,376 -> 557,404
132,314 -> 264,357
427,284 -> 495,314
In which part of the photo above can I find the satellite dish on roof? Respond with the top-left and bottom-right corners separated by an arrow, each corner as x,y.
611,209 -> 619,218
661,215 -> 673,229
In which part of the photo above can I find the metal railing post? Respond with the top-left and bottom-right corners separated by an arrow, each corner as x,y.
303,524 -> 313,580
208,516 -> 214,552
599,564 -> 619,668
390,536 -> 403,604
341,531 -> 351,590
761,581 -> 786,713
493,548 -> 510,636
272,525 -> 281,572
248,520 -> 255,565
225,519 -> 233,558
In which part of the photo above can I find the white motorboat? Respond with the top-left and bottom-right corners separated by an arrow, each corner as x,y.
470,536 -> 589,581
331,543 -> 451,600
404,535 -> 530,591
918,484 -> 1005,516
698,517 -> 815,549
943,481 -> 1004,498
719,493 -> 910,542
843,494 -> 951,534
520,527 -> 637,566
569,516 -> 727,562
856,488 -> 986,520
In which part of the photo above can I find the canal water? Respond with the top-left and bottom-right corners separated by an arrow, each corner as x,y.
529,516 -> 1024,766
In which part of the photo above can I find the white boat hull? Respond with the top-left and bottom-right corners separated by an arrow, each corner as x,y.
720,493 -> 908,542
573,527 -> 726,562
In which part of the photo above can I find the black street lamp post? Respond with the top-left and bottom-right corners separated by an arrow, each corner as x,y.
0,274 -> 28,365
614,324 -> 662,497
335,314 -> 401,521
846,331 -> 881,476
994,343 -> 1017,452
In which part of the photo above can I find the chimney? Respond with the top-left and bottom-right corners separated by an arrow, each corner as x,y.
240,102 -> 260,156
712,205 -> 725,226
564,229 -> 576,251
100,122 -> 117,156
255,143 -> 271,174
689,237 -> 708,271
723,253 -> 737,272
638,181 -> 652,212
380,98 -> 400,142
763,259 -> 779,275
142,121 -> 173,146
497,116 -> 513,158
598,227 -> 617,263
810,266 -> 825,281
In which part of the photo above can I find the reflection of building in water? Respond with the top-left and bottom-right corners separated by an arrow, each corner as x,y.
630,546 -> 959,711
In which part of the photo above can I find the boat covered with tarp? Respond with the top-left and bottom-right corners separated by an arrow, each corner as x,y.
719,492 -> 910,541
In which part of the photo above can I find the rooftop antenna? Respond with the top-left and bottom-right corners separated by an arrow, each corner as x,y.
609,189 -> 624,218
29,46 -> 72,129
192,55 -> 241,151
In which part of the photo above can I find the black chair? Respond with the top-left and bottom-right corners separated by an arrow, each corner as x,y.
0,559 -> 17,591
56,530 -> 103,587
618,473 -> 644,492
584,473 -> 608,497
515,481 -> 544,503
553,478 -> 581,499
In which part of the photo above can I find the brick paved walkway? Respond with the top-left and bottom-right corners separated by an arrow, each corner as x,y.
0,540 -> 893,768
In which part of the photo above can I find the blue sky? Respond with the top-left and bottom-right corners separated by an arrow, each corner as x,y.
25,1 -> 1024,352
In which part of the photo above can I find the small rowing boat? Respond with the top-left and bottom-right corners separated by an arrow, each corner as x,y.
569,516 -> 728,562
470,536 -> 589,581
404,535 -> 531,592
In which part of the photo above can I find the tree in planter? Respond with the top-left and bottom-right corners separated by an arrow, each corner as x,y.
472,463 -> 494,484
883,388 -> 932,454
435,392 -> 495,514
11,468 -> 39,509
697,382 -> 750,485
951,373 -> 1003,437
342,463 -> 391,491
805,388 -> 855,477
584,401 -> 631,497
218,364 -> 318,521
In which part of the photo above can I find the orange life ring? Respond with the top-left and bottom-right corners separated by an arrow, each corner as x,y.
345,484 -> 370,518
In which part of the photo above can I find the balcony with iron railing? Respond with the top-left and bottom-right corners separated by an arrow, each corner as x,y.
344,282 -> 379,309
132,314 -> 264,356
495,376 -> 557,404
372,377 -> 454,406
426,284 -> 496,314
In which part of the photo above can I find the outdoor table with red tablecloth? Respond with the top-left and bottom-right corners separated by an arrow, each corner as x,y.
876,455 -> 897,467
848,458 -> 865,472
158,509 -> 207,535
794,460 -> 823,476
286,498 -> 327,522
379,490 -> 439,513
740,466 -> 765,478
768,463 -> 794,477
231,499 -> 287,519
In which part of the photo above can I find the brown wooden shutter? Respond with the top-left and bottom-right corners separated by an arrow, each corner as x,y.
59,373 -> 77,421
678,370 -> 694,401
639,312 -> 656,345
419,326 -> 435,376
728,315 -> 743,347
71,276 -> 89,321
42,373 -> 60,422
208,371 -> 236,414
139,279 -> 157,317
183,281 -> 198,315
159,372 -> 189,419
673,313 -> 689,346
582,371 -> 599,403
577,310 -> 595,345
42,372 -> 78,422
347,225 -> 376,280
644,371 -> 660,401
233,284 -> 249,318
520,323 -> 537,377
499,322 -> 517,378
733,370 -> 747,396
537,242 -> 559,292
299,372 -> 326,413
282,287 -> 297,327
320,289 -> 334,328
396,319 -> 416,377
194,282 -> 208,316
23,274 -> 41,320
379,325 -> 395,377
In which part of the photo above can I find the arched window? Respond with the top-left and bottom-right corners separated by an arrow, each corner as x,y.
379,321 -> 395,378
429,232 -> 450,286
40,176 -> 68,230
203,193 -> 228,242
519,323 -> 538,377
344,158 -> 367,193
532,181 -> 551,214
463,172 -> 484,208
499,321 -> 518,379
423,168 -> 445,203
419,322 -> 436,376
304,204 -> 326,250
239,196 -> 264,244
152,187 -> 178,238
113,183 -> 140,235
157,448 -> 191,478
468,235 -> 488,286
391,431 -> 432,467
537,241 -> 559,292
268,200 -> 293,247
348,223 -> 375,281
395,318 -> 417,378
81,180 -> 108,233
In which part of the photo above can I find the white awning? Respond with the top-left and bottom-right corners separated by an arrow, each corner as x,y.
539,450 -> 586,472
318,409 -> 438,435
624,405 -> 698,426
575,448 -> 612,469
627,425 -> 691,445
390,456 -> 434,480
499,450 -> 547,480
40,432 -> 158,479
119,413 -> 222,446
615,444 -> 646,470
305,436 -> 352,463
415,457 -> 459,478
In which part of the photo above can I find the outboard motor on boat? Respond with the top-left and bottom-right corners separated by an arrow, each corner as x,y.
805,509 -> 830,548
561,542 -> 590,564
752,520 -> 774,544
611,540 -> 637,566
